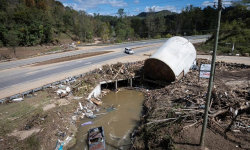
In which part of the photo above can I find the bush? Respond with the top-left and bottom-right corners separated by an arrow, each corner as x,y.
52,38 -> 60,45
116,38 -> 122,43
165,33 -> 172,38
154,34 -> 161,39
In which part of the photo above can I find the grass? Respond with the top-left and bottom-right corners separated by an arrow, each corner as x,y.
46,46 -> 62,53
0,104 -> 43,136
196,42 -> 243,55
0,92 -> 50,136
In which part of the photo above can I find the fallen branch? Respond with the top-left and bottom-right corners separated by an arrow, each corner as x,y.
240,105 -> 250,110
174,110 -> 204,115
113,65 -> 124,79
240,116 -> 250,120
208,109 -> 228,118
182,119 -> 202,130
209,98 -> 214,110
209,118 -> 225,130
146,118 -> 177,125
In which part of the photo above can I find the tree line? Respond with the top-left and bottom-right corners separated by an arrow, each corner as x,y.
0,0 -> 249,53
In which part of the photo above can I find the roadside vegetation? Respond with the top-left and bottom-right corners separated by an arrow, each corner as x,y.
0,0 -> 250,58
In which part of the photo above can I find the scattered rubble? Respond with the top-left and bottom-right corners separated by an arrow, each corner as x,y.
131,59 -> 250,149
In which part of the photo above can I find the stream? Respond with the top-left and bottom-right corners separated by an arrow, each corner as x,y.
71,89 -> 145,150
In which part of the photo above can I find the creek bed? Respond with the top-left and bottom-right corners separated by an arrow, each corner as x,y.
71,89 -> 145,150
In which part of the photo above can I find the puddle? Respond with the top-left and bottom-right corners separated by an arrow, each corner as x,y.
71,89 -> 145,150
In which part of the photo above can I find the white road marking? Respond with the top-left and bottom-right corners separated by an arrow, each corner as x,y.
26,70 -> 40,75
84,62 -> 91,65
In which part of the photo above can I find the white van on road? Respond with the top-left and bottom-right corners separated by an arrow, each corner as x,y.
124,47 -> 134,54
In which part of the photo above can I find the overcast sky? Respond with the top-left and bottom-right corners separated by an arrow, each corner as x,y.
59,0 -> 233,16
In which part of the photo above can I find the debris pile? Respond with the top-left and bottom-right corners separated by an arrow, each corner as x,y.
132,59 -> 250,149
98,62 -> 143,80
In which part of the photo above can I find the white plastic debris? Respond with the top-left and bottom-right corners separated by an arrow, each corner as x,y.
235,109 -> 238,116
57,89 -> 67,95
74,96 -> 83,100
72,116 -> 77,121
58,84 -> 66,89
12,98 -> 24,101
64,136 -> 73,144
79,102 -> 83,110
85,112 -> 93,117
230,107 -> 234,114
66,87 -> 71,92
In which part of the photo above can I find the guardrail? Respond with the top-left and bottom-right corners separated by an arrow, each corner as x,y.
0,61 -> 144,103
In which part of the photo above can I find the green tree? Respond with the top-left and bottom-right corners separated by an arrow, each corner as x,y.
5,30 -> 20,56
145,7 -> 156,38
154,13 -> 166,36
101,22 -> 110,43
117,8 -> 126,18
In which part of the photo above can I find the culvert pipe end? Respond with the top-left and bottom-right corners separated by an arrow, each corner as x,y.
144,58 -> 175,82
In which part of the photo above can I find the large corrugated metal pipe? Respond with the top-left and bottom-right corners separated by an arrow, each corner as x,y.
144,36 -> 196,82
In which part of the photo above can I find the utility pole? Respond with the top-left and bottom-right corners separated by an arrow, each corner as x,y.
200,0 -> 222,147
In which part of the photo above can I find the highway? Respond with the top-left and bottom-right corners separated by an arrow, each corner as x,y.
4,35 -> 248,100
0,35 -> 209,70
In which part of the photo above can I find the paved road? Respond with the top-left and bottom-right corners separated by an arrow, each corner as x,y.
7,35 -> 244,100
0,35 -> 210,70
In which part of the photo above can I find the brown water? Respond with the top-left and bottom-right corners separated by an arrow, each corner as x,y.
71,89 -> 145,150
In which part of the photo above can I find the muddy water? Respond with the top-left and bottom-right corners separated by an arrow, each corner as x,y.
71,89 -> 145,150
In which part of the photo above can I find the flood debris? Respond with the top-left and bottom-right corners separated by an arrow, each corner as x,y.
131,59 -> 250,149
90,98 -> 102,105
55,139 -> 64,150
81,121 -> 93,126
3,59 -> 250,150
73,96 -> 82,100
12,97 -> 24,102
66,77 -> 76,84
